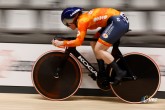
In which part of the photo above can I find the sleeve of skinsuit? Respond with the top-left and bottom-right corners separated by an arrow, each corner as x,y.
63,30 -> 86,47
63,20 -> 88,47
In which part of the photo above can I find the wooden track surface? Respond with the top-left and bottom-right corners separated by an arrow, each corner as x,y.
0,93 -> 165,110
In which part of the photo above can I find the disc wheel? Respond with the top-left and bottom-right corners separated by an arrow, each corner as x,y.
32,51 -> 82,100
110,53 -> 160,103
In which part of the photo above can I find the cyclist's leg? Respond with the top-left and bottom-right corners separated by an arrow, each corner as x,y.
90,29 -> 112,90
94,15 -> 129,85
90,28 -> 107,74
95,41 -> 126,86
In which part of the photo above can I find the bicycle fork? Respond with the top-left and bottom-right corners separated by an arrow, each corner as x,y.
53,49 -> 70,78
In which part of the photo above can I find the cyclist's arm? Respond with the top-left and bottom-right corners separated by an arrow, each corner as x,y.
63,30 -> 86,47
63,19 -> 89,47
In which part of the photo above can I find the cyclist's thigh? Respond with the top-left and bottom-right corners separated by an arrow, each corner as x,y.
100,16 -> 129,45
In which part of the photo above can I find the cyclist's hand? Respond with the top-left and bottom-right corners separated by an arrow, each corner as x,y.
52,39 -> 64,47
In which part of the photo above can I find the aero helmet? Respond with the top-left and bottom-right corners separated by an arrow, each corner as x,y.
61,7 -> 83,26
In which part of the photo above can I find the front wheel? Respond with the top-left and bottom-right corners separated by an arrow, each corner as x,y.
32,50 -> 82,100
110,53 -> 161,103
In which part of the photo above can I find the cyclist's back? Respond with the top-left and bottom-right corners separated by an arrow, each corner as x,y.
78,8 -> 121,30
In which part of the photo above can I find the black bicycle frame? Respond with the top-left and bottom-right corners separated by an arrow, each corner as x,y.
64,47 -> 98,80
54,37 -> 136,81
53,37 -> 98,80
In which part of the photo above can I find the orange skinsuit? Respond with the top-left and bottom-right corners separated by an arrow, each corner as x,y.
63,8 -> 121,47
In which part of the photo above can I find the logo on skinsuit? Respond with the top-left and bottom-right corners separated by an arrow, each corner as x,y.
102,33 -> 108,38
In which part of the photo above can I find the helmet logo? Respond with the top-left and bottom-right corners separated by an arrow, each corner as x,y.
70,9 -> 81,16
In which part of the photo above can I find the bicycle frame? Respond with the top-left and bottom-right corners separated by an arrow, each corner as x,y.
54,37 -> 137,81
32,33 -> 160,103
61,47 -> 98,80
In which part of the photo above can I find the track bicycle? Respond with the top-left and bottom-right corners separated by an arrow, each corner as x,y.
32,36 -> 160,103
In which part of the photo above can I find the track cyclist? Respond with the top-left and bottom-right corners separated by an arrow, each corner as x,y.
52,7 -> 129,85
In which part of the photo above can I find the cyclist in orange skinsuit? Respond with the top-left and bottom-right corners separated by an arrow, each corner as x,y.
52,7 -> 129,86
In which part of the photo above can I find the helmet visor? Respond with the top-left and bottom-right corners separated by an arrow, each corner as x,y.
62,19 -> 74,27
